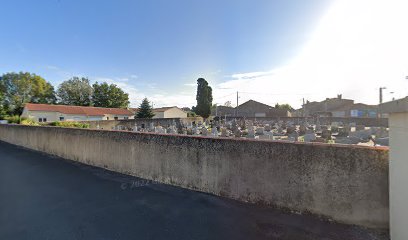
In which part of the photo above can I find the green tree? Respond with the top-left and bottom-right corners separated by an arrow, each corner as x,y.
194,78 -> 213,118
92,82 -> 129,108
57,77 -> 93,106
0,72 -> 56,115
136,98 -> 155,119
275,103 -> 294,111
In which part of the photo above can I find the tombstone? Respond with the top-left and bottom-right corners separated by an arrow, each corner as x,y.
321,129 -> 332,140
316,118 -> 322,131
286,126 -> 296,135
211,127 -> 219,137
221,127 -> 228,137
374,127 -> 389,139
331,125 -> 339,133
234,129 -> 242,138
299,125 -> 307,136
337,127 -> 349,137
256,127 -> 264,135
304,132 -> 316,142
247,126 -> 255,138
201,127 -> 208,136
263,131 -> 274,140
349,129 -> 371,140
192,126 -> 199,135
168,125 -> 177,134
288,131 -> 299,141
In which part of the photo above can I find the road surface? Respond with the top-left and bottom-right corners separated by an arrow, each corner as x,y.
0,141 -> 388,240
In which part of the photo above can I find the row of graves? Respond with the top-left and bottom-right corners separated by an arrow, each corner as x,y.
108,118 -> 389,146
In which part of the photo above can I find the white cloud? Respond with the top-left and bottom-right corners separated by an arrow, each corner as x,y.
213,0 -> 408,109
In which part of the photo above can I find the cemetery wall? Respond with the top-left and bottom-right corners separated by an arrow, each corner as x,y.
0,124 -> 389,229
81,117 -> 204,130
224,116 -> 388,127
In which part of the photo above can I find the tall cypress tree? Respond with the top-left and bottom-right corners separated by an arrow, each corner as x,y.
195,78 -> 213,118
136,98 -> 155,119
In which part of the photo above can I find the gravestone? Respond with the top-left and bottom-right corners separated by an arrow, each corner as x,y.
221,127 -> 228,137
256,127 -> 264,135
304,132 -> 316,142
321,129 -> 332,140
211,127 -> 218,137
234,129 -> 242,138
201,127 -> 208,136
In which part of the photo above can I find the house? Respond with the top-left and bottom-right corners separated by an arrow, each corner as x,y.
21,103 -> 134,122
129,106 -> 187,119
302,95 -> 378,118
152,107 -> 187,118
213,100 -> 290,117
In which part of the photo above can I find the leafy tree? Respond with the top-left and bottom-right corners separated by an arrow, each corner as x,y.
275,103 -> 294,111
0,72 -> 56,115
92,82 -> 129,108
57,77 -> 93,106
136,98 -> 155,119
194,78 -> 213,118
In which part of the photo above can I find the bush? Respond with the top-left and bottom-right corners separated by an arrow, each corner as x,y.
20,118 -> 40,126
49,121 -> 90,129
4,115 -> 26,124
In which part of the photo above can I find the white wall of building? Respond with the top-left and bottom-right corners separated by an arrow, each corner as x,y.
389,112 -> 408,240
22,110 -> 133,122
163,108 -> 187,118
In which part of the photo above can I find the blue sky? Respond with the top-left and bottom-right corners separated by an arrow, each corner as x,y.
1,0 -> 407,108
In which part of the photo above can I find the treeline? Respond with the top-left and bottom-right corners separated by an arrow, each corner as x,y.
0,72 -> 130,117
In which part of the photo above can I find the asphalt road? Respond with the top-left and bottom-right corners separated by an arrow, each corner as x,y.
0,141 -> 388,240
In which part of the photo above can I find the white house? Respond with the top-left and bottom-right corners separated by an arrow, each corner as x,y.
152,107 -> 187,119
130,106 -> 187,119
21,103 -> 134,122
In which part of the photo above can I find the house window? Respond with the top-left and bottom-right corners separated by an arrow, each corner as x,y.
59,117 -> 65,121
38,118 -> 47,122
124,117 -> 129,120
114,117 -> 118,120
106,117 -> 109,120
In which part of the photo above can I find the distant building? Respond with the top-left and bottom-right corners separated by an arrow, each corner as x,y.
213,100 -> 290,118
152,107 -> 187,118
302,95 -> 378,118
21,103 -> 134,122
130,106 -> 187,119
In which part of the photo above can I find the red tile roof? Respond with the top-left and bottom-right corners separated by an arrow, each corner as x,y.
25,103 -> 134,116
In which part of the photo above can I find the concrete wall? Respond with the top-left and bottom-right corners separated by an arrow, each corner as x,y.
389,112 -> 408,240
0,124 -> 389,229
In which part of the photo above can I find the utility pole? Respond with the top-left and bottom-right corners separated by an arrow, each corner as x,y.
379,87 -> 387,104
236,91 -> 239,107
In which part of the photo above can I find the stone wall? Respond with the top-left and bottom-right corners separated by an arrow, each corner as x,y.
0,124 -> 389,229
223,116 -> 388,127
81,117 -> 204,131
